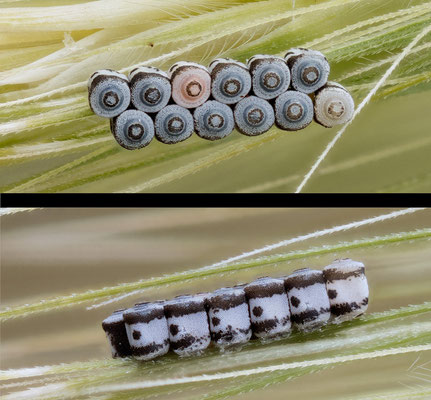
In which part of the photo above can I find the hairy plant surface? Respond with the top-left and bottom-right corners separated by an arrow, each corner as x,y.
0,0 -> 430,192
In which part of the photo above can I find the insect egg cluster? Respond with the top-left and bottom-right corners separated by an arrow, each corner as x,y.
88,48 -> 355,150
102,259 -> 369,360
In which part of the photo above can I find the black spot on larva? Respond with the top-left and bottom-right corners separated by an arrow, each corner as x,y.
290,296 -> 300,307
212,317 -> 220,326
361,297 -> 369,306
327,289 -> 338,299
132,330 -> 141,340
169,324 -> 179,336
252,306 -> 263,317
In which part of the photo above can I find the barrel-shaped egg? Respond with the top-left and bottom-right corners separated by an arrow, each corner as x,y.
206,287 -> 252,347
193,100 -> 235,141
248,55 -> 290,100
123,302 -> 170,360
323,259 -> 369,322
284,268 -> 331,331
88,70 -> 131,118
209,58 -> 252,104
102,309 -> 132,358
285,48 -> 329,94
274,90 -> 314,131
234,96 -> 275,136
164,294 -> 211,356
111,109 -> 154,150
169,62 -> 211,108
314,82 -> 355,127
154,104 -> 194,144
129,66 -> 171,113
244,277 -> 291,339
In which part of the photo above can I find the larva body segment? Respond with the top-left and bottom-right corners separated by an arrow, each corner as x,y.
313,81 -> 355,128
111,110 -> 154,150
101,309 -> 132,358
154,104 -> 194,144
244,277 -> 292,339
274,90 -> 314,131
88,70 -> 131,118
164,294 -> 211,356
248,55 -> 291,100
206,287 -> 252,347
129,66 -> 171,113
123,302 -> 170,360
285,48 -> 330,94
169,62 -> 211,109
284,268 -> 331,331
234,96 -> 275,136
193,100 -> 235,141
323,259 -> 369,322
209,58 -> 252,104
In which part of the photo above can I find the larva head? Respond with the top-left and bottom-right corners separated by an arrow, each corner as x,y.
275,90 -> 314,131
129,67 -> 171,113
234,96 -> 275,136
209,58 -> 252,104
154,104 -> 194,144
111,110 -> 154,150
169,62 -> 211,108
314,82 -> 355,127
193,100 -> 235,140
285,49 -> 330,94
248,55 -> 291,99
88,70 -> 131,118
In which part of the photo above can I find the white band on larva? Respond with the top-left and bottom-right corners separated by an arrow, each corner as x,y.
314,82 -> 355,128
164,294 -> 211,356
103,259 -> 368,360
123,303 -> 170,361
169,62 -> 211,109
102,309 -> 131,358
244,277 -> 292,339
206,287 -> 252,347
111,110 -> 154,150
88,70 -> 131,118
323,259 -> 369,322
193,100 -> 235,141
209,58 -> 252,104
274,90 -> 314,131
285,48 -> 330,94
129,67 -> 171,113
248,55 -> 291,100
234,96 -> 275,136
154,105 -> 194,144
284,269 -> 331,331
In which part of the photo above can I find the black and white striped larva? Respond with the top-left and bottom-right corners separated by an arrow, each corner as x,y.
102,259 -> 369,361
154,104 -> 194,144
102,309 -> 132,358
285,48 -> 330,94
234,96 -> 275,136
247,55 -> 291,100
244,277 -> 292,339
111,109 -> 155,150
274,90 -> 314,131
164,294 -> 211,356
169,62 -> 212,109
193,100 -> 235,141
88,70 -> 131,118
206,287 -> 252,347
123,302 -> 170,360
209,58 -> 252,104
129,66 -> 171,113
284,268 -> 331,331
313,82 -> 355,128
323,259 -> 369,321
